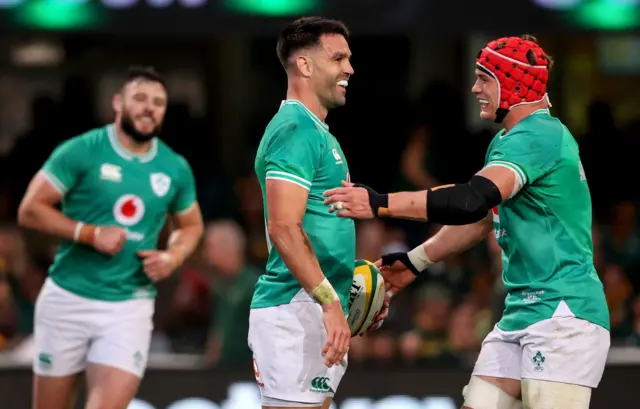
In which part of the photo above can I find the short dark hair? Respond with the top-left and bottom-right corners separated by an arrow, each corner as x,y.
276,16 -> 349,69
519,34 -> 554,70
123,65 -> 167,89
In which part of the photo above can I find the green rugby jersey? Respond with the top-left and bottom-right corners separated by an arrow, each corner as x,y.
253,100 -> 356,313
41,124 -> 197,301
485,109 -> 609,332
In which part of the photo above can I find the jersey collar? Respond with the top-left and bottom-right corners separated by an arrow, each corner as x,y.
499,108 -> 551,139
280,99 -> 329,131
531,108 -> 550,116
107,124 -> 158,163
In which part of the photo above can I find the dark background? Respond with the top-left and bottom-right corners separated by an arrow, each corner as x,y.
1,0 -> 640,407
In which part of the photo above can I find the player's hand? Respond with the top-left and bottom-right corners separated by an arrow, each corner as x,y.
362,293 -> 390,336
321,300 -> 351,368
93,226 -> 127,256
323,181 -> 375,219
137,250 -> 177,282
375,254 -> 419,296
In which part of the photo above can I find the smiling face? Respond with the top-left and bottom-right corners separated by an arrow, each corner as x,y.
113,78 -> 167,143
471,68 -> 500,122
307,33 -> 354,109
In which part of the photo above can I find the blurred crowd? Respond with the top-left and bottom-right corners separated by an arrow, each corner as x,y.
0,77 -> 639,371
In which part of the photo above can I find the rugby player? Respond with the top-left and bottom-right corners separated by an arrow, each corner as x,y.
323,35 -> 610,409
17,66 -> 204,409
251,16 -> 388,409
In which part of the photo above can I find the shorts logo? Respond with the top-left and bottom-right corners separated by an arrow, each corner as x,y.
311,376 -> 331,393
113,194 -> 145,226
38,352 -> 53,369
150,173 -> 171,197
252,359 -> 264,387
532,351 -> 545,372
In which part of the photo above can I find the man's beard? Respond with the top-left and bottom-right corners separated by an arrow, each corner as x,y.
321,77 -> 345,109
121,111 -> 161,143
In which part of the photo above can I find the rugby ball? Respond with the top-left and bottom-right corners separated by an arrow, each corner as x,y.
347,259 -> 386,337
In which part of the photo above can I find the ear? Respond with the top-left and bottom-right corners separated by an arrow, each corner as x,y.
295,55 -> 313,78
112,92 -> 122,114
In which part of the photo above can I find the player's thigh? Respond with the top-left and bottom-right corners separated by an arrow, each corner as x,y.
86,297 -> 154,380
320,397 -> 332,409
85,362 -> 142,409
32,373 -> 81,409
249,302 -> 348,406
470,325 -> 522,397
33,278 -> 93,378
464,325 -> 523,408
520,316 -> 610,388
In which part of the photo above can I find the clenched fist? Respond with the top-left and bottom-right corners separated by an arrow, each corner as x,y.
137,250 -> 179,282
93,226 -> 127,256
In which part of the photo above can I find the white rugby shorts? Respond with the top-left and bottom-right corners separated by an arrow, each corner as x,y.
248,294 -> 348,405
33,278 -> 154,378
472,301 -> 610,388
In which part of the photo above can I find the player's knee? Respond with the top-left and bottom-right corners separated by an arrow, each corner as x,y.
521,379 -> 591,409
462,376 -> 522,409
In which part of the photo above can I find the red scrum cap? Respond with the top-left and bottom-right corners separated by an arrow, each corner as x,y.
476,36 -> 552,123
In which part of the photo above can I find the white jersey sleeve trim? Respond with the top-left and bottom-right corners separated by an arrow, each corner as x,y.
266,176 -> 311,191
176,202 -> 197,216
40,169 -> 67,195
484,162 -> 524,199
266,170 -> 312,188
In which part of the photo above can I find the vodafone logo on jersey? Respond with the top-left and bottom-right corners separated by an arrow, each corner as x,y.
113,194 -> 146,226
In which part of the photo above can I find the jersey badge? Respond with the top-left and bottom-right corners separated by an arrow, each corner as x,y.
332,148 -> 343,164
100,163 -> 122,182
150,173 -> 171,197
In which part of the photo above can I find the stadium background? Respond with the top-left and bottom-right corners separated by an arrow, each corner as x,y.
0,0 -> 640,407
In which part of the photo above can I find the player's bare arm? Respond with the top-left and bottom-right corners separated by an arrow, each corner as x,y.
327,166 -> 519,295
375,212 -> 493,295
266,178 -> 350,367
324,164 -> 518,224
18,171 -> 126,255
138,203 -> 204,282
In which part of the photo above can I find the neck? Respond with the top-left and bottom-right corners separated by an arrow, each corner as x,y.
503,101 -> 548,132
286,79 -> 328,122
114,122 -> 152,155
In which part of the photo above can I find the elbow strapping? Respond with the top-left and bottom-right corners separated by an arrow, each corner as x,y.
426,176 -> 502,226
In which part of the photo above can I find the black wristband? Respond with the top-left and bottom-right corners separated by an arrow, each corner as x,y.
380,252 -> 422,275
354,183 -> 389,218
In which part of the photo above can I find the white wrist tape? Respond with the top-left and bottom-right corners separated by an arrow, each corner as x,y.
73,222 -> 84,242
407,245 -> 433,272
311,278 -> 339,305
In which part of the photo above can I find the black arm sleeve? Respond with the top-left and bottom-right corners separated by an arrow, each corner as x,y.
426,175 -> 502,225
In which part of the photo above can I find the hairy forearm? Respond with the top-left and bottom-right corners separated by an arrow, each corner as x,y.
17,201 -> 93,244
167,225 -> 203,267
388,191 -> 428,220
422,211 -> 493,262
268,222 -> 331,298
